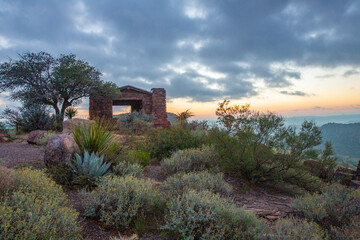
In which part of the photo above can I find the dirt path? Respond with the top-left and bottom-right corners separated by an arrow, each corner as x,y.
0,140 -> 45,169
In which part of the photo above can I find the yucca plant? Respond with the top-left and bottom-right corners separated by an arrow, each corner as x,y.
70,150 -> 111,185
72,118 -> 117,156
65,107 -> 78,119
175,109 -> 194,125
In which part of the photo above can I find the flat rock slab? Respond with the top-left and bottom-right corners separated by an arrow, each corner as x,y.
225,176 -> 295,220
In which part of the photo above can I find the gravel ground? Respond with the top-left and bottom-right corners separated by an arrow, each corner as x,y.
0,140 -> 45,169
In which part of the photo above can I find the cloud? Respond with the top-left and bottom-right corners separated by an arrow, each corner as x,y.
280,90 -> 310,96
343,69 -> 360,77
0,0 -> 359,104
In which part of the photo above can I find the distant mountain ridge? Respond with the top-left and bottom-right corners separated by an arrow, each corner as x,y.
320,123 -> 360,159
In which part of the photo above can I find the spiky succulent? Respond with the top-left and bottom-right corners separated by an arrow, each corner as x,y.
70,150 -> 111,182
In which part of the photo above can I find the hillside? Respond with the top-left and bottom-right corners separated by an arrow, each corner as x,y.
320,123 -> 360,159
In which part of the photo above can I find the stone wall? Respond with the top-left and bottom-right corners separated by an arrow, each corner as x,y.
151,88 -> 171,128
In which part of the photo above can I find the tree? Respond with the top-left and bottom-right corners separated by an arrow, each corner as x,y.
0,52 -> 116,130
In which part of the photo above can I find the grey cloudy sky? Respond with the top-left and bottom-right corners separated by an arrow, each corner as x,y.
0,0 -> 359,116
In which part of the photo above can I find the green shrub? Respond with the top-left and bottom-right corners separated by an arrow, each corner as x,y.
70,150 -> 111,186
72,118 -> 118,157
292,184 -> 360,229
145,125 -> 204,159
80,175 -> 161,230
162,190 -> 261,239
2,104 -> 55,132
112,161 -> 144,177
330,217 -> 360,240
127,149 -> 151,166
161,171 -> 232,198
0,168 -> 81,239
161,146 -> 218,176
0,166 -> 15,197
266,217 -> 326,240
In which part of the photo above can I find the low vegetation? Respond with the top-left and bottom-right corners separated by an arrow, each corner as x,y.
0,168 -> 81,240
161,145 -> 218,176
80,175 -> 162,231
161,171 -> 232,198
162,190 -> 261,239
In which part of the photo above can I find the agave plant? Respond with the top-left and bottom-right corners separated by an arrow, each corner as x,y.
70,150 -> 111,183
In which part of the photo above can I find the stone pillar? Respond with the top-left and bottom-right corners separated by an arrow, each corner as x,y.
151,88 -> 171,128
89,93 -> 113,120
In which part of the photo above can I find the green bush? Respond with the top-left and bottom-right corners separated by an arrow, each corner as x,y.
266,217 -> 326,240
161,146 -> 218,176
112,161 -> 144,177
2,104 -> 55,132
145,125 -> 204,159
330,217 -> 360,240
0,168 -> 81,240
80,175 -> 161,230
162,190 -> 261,239
0,166 -> 15,197
292,184 -> 360,229
161,171 -> 232,198
127,149 -> 151,166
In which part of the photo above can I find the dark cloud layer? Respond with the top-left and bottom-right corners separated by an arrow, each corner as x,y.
0,0 -> 359,103
280,90 -> 309,96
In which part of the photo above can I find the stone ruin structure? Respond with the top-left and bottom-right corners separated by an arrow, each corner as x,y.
89,85 -> 171,128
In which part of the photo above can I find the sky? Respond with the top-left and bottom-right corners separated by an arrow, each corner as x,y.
0,0 -> 359,120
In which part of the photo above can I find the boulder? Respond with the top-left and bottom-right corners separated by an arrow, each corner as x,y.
0,132 -> 10,142
44,134 -> 79,168
27,130 -> 47,144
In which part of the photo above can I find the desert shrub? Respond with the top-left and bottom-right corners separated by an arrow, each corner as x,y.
112,161 -> 144,177
329,217 -> 360,240
266,217 -> 326,240
72,118 -> 118,157
283,168 -> 325,193
161,146 -> 218,176
161,171 -> 232,198
292,184 -> 360,229
127,149 -> 151,166
0,166 -> 15,196
0,168 -> 81,239
209,101 -> 325,187
145,125 -> 204,159
115,111 -> 153,135
70,150 -> 111,186
36,131 -> 56,146
80,175 -> 162,230
1,104 -> 54,132
0,122 -> 7,133
185,120 -> 209,130
162,190 -> 261,239
304,142 -> 337,182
